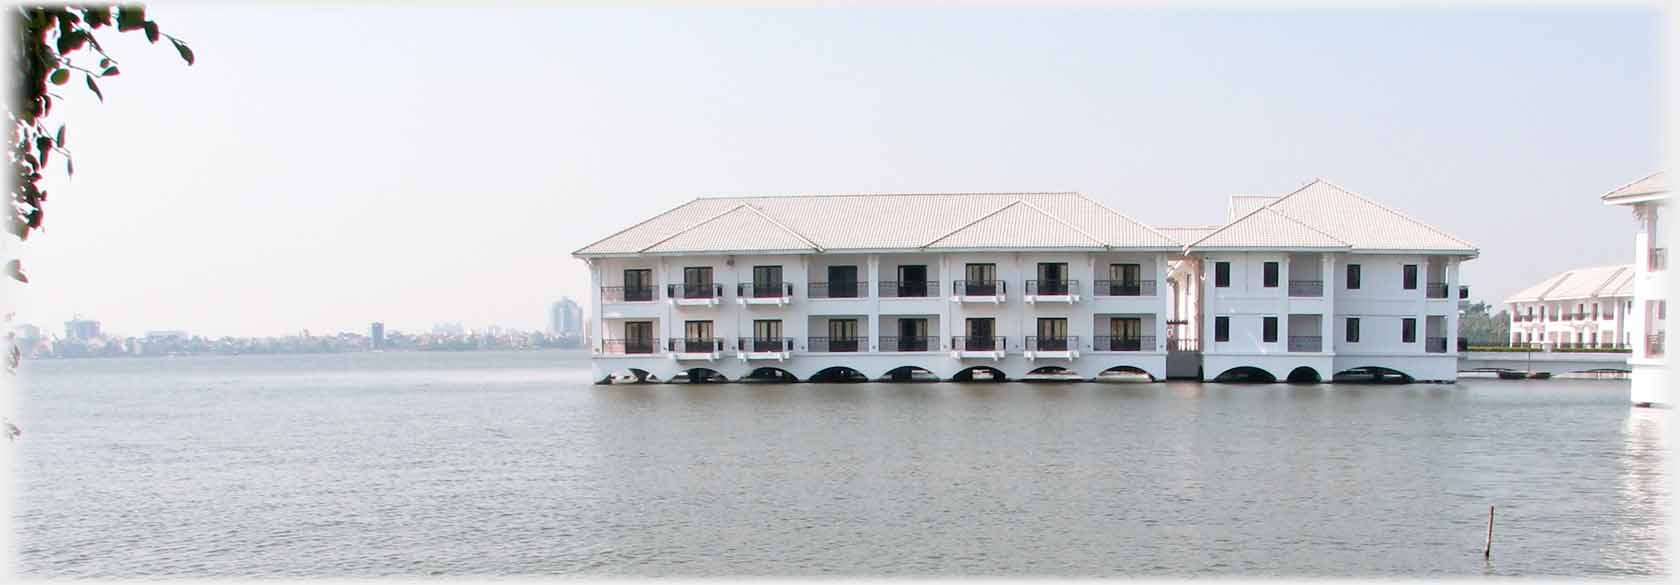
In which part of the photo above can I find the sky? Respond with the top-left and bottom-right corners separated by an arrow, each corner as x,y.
7,3 -> 1663,338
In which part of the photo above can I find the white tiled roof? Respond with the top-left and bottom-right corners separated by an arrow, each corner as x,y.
1154,225 -> 1221,245
1602,171 -> 1669,205
1186,179 -> 1478,254
1227,195 -> 1276,221
574,192 -> 1179,256
1503,264 -> 1634,304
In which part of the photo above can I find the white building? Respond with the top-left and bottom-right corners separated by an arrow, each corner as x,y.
574,181 -> 1474,384
1601,171 -> 1669,407
1176,180 -> 1475,383
1504,265 -> 1635,349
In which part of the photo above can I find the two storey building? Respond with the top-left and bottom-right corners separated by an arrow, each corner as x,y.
1504,264 -> 1635,349
1602,171 -> 1669,407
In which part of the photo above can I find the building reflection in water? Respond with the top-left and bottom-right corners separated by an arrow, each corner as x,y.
1608,408 -> 1670,575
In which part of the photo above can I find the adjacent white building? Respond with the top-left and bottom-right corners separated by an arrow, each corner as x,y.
1601,171 -> 1669,407
1504,265 -> 1635,349
573,181 -> 1476,384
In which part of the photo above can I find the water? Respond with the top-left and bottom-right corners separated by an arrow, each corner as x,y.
10,350 -> 1670,577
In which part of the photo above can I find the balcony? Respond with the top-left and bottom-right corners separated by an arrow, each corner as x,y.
1287,335 -> 1322,353
1562,313 -> 1574,322
1093,280 -> 1156,297
952,280 -> 1006,303
809,281 -> 867,299
1426,337 -> 1448,354
879,281 -> 939,298
1425,282 -> 1449,299
879,336 -> 936,352
1024,335 -> 1079,360
737,337 -> 793,361
601,286 -> 656,303
667,283 -> 723,307
1570,312 -> 1585,321
1649,334 -> 1665,357
736,282 -> 794,306
1094,335 -> 1155,352
667,338 -> 723,360
600,338 -> 658,355
1024,280 -> 1079,303
951,336 -> 1006,360
1288,280 -> 1324,298
1651,248 -> 1668,272
807,337 -> 862,353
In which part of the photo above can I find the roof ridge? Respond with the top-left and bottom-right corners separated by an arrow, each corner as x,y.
1012,198 -> 1109,247
694,191 -> 1080,201
1585,266 -> 1629,297
1080,194 -> 1181,248
573,198 -> 713,256
739,203 -> 825,252
1601,170 -> 1668,200
1299,178 -> 1477,250
922,199 -> 1027,248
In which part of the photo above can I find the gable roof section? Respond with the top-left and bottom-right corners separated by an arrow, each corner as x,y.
1602,171 -> 1669,206
1260,180 -> 1477,254
1185,206 -> 1348,250
574,192 -> 1178,256
1503,264 -> 1634,304
641,204 -> 821,254
1155,225 -> 1221,246
1227,195 -> 1277,221
925,200 -> 1106,249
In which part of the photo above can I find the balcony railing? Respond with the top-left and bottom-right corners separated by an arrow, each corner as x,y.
738,282 -> 793,299
1426,282 -> 1449,299
1512,315 -> 1529,323
737,337 -> 794,353
1025,335 -> 1078,351
1570,312 -> 1585,321
878,281 -> 939,298
1094,335 -> 1154,352
953,280 -> 1005,296
1093,280 -> 1156,297
1425,336 -> 1448,353
1649,334 -> 1665,357
952,336 -> 1005,351
1167,337 -> 1199,352
808,281 -> 867,299
666,283 -> 722,300
1651,248 -> 1668,272
878,336 -> 936,352
667,338 -> 722,353
1562,313 -> 1574,322
809,337 -> 866,351
1025,280 -> 1077,296
601,338 -> 658,355
1287,335 -> 1323,353
1288,280 -> 1324,297
601,286 -> 655,303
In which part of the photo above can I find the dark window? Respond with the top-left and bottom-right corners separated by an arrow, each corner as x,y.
1215,262 -> 1231,288
827,265 -> 859,298
1347,264 -> 1361,289
1346,318 -> 1360,342
1402,318 -> 1417,343
1214,316 -> 1230,342
1262,317 -> 1278,342
1263,262 -> 1279,288
623,269 -> 653,301
1403,264 -> 1418,290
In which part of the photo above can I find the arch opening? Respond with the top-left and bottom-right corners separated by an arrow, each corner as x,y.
881,365 -> 940,382
1095,365 -> 1156,383
1331,366 -> 1414,384
601,367 -> 657,384
952,366 -> 1008,383
1213,366 -> 1277,384
1023,366 -> 1080,382
672,367 -> 727,384
1285,366 -> 1322,384
742,367 -> 798,383
809,366 -> 870,383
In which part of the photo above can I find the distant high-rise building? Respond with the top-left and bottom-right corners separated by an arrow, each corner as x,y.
64,316 -> 101,341
371,322 -> 385,349
550,297 -> 583,337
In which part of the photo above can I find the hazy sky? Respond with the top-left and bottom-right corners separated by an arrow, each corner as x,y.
9,3 -> 1662,338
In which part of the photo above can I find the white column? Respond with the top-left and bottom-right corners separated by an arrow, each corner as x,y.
588,260 -> 604,352
867,254 -> 880,352
1446,259 -> 1460,353
658,257 -> 673,347
1322,253 -> 1334,352
1156,253 -> 1169,352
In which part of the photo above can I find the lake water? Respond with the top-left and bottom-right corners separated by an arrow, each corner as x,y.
9,349 -> 1670,577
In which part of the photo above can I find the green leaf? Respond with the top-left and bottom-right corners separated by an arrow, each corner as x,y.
7,260 -> 30,284
55,125 -> 65,147
144,22 -> 159,43
172,39 -> 194,65
84,7 -> 112,28
99,57 -> 111,68
84,74 -> 103,102
66,157 -> 73,177
102,66 -> 119,77
49,69 -> 69,85
116,6 -> 146,31
36,137 -> 51,167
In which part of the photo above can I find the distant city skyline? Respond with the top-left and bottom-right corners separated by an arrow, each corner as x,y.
7,5 -> 1658,337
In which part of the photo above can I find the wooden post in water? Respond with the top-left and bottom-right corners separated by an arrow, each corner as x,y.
1484,505 -> 1495,559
